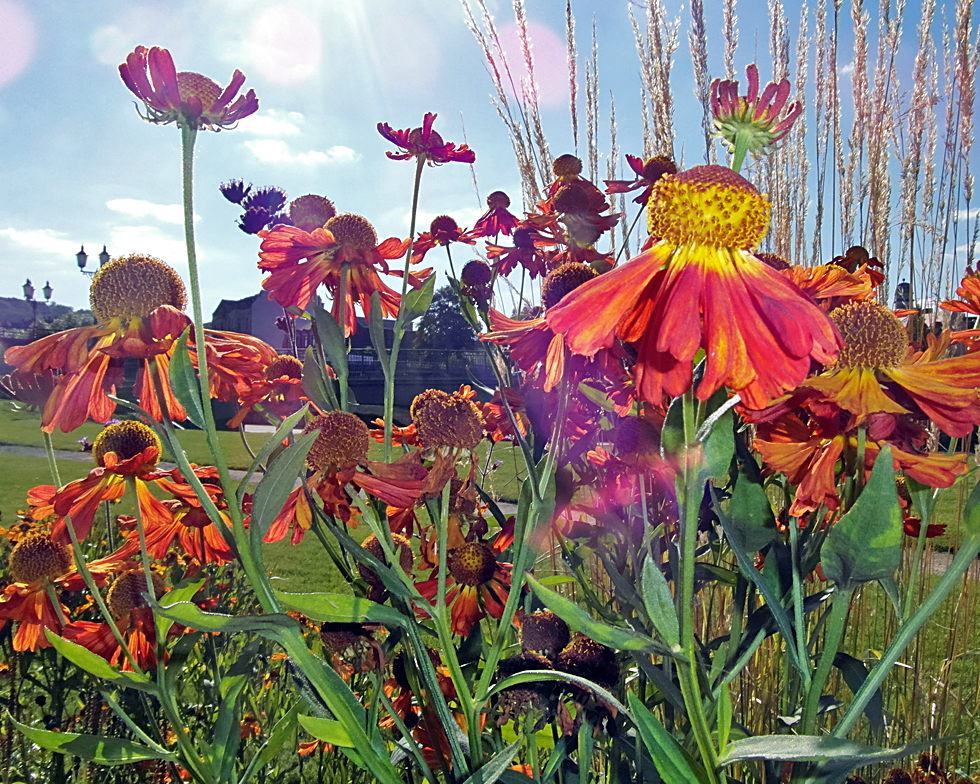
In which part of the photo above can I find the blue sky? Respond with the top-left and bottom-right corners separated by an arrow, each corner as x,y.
1,0 -> 952,317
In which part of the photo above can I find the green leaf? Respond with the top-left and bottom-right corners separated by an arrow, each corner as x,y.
368,290 -> 390,371
151,600 -> 299,642
727,463 -> 777,552
169,327 -> 206,428
661,395 -> 684,459
211,673 -> 247,781
399,274 -> 437,324
821,445 -> 902,589
719,734 -> 949,767
700,389 -> 734,482
310,300 -> 349,388
11,717 -> 174,765
963,474 -> 980,533
44,631 -> 156,693
249,429 -> 318,544
526,574 -> 665,654
301,346 -> 339,413
156,576 -> 206,641
298,715 -> 355,748
236,404 -> 309,504
833,652 -> 884,735
640,558 -> 679,649
274,591 -> 409,628
628,693 -> 708,784
577,382 -> 639,415
250,702 -> 300,773
717,680 -> 733,754
458,740 -> 521,784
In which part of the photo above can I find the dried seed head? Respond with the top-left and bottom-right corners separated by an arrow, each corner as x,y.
9,535 -> 73,584
89,254 -> 186,323
830,301 -> 908,370
304,411 -> 370,471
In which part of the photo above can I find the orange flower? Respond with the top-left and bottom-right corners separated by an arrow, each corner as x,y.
44,421 -> 171,545
547,165 -> 840,409
257,214 -> 423,336
119,45 -> 258,130
3,254 -> 272,433
62,570 -> 168,671
416,525 -> 513,637
781,263 -> 877,312
227,352 -> 313,429
471,191 -> 520,238
377,112 -> 475,164
0,534 -> 128,651
803,301 -> 980,437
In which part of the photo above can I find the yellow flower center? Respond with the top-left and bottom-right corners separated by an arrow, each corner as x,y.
829,301 -> 908,370
541,262 -> 598,309
411,389 -> 484,450
325,214 -> 378,250
176,71 -> 221,110
648,164 -> 770,248
266,354 -> 303,381
9,535 -> 74,584
304,411 -> 370,471
448,542 -> 497,586
288,195 -> 336,232
106,570 -> 165,620
552,154 -> 583,177
92,421 -> 161,467
89,254 -> 187,323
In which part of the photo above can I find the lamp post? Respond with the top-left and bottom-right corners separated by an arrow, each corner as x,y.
76,245 -> 110,277
23,279 -> 52,340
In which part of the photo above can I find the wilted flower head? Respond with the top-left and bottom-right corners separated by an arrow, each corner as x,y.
289,195 -> 336,231
710,63 -> 802,170
377,112 -> 475,165
119,45 -> 258,131
219,179 -> 251,204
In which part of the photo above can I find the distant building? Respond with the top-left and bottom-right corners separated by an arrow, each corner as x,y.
0,297 -> 68,331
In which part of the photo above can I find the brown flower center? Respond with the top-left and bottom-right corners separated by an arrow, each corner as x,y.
648,165 -> 770,249
429,215 -> 460,243
9,535 -> 74,584
552,184 -> 591,214
89,254 -> 187,323
461,259 -> 493,288
358,533 -> 414,587
176,72 -> 221,110
288,195 -> 337,231
830,301 -> 908,370
487,191 -> 511,210
520,610 -> 571,655
411,389 -> 484,450
266,354 -> 303,381
556,634 -> 620,689
106,570 -> 165,620
304,411 -> 370,471
448,542 -> 497,586
755,252 -> 791,271
93,421 -> 161,467
552,154 -> 583,177
325,214 -> 378,250
641,155 -> 677,182
541,262 -> 599,309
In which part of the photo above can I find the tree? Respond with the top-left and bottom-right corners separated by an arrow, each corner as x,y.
34,309 -> 96,338
413,286 -> 477,350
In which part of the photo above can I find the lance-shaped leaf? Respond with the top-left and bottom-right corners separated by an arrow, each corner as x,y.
11,718 -> 175,764
44,631 -> 156,693
274,591 -> 410,628
628,693 -> 709,784
640,558 -> 680,649
727,462 -> 777,553
310,300 -> 349,388
821,445 -> 902,590
169,327 -> 206,428
397,273 -> 436,325
249,429 -> 318,544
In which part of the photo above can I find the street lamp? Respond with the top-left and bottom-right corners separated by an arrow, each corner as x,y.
76,245 -> 110,277
22,278 -> 52,340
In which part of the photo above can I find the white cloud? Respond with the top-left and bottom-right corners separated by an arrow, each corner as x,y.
244,139 -> 359,165
839,61 -> 855,75
236,109 -> 303,136
955,207 -> 979,222
244,6 -> 321,84
413,207 -> 485,232
107,225 -> 188,267
0,227 -> 80,257
106,198 -> 199,225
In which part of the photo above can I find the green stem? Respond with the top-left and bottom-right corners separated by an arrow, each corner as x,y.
801,586 -> 852,734
338,263 -> 350,411
42,432 -> 61,486
730,129 -> 753,174
676,389 -> 721,784
788,521 -> 812,690
384,155 -> 426,460
902,491 -> 935,622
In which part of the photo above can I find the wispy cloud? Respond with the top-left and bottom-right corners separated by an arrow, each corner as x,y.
955,207 -> 979,222
839,61 -> 855,75
236,109 -> 303,136
106,198 -> 199,224
244,139 -> 360,166
0,227 -> 80,257
108,225 -> 188,265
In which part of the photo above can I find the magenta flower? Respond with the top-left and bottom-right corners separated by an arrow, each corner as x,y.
710,64 -> 802,171
377,112 -> 475,165
119,46 -> 258,131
